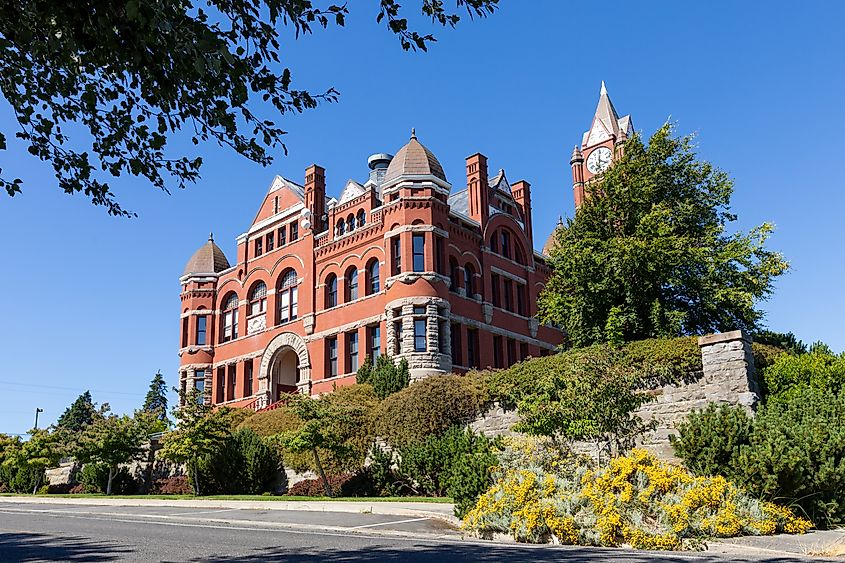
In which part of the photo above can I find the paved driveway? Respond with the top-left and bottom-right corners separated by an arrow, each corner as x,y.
0,501 -> 836,562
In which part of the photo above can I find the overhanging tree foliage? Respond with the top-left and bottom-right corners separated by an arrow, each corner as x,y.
538,124 -> 789,347
0,0 -> 498,216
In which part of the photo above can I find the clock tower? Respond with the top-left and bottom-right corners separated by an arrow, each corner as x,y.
571,81 -> 634,209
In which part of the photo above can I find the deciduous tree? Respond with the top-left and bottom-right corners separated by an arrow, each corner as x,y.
1,1 -> 497,216
74,411 -> 150,495
538,124 -> 789,347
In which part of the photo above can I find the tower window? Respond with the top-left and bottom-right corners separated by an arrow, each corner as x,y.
196,315 -> 207,346
414,318 -> 427,352
394,320 -> 403,354
391,236 -> 401,275
412,234 -> 425,272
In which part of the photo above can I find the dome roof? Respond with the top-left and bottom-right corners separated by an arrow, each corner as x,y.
383,129 -> 446,184
183,234 -> 230,276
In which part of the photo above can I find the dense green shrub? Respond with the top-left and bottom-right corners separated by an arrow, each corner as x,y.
735,388 -> 845,526
671,403 -> 752,479
356,355 -> 410,399
752,330 -> 807,355
0,462 -> 42,494
78,463 -> 138,494
674,389 -> 845,527
193,428 -> 280,495
376,375 -> 490,447
761,350 -> 845,397
490,347 -> 654,461
393,426 -> 498,517
623,336 -> 702,380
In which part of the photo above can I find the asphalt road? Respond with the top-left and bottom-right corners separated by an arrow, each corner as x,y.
0,501 -> 832,562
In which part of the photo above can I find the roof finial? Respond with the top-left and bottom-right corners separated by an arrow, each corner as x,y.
410,127 -> 416,139
600,80 -> 607,95
208,231 -> 214,242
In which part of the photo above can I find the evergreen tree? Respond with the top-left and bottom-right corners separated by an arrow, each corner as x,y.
56,391 -> 97,433
538,124 -> 789,347
142,371 -> 170,431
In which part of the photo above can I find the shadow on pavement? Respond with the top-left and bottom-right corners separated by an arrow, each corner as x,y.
180,543 -> 822,563
0,532 -> 134,562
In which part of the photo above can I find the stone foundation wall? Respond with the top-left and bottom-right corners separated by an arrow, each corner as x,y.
469,330 -> 760,462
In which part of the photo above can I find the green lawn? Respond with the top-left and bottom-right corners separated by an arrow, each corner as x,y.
0,493 -> 452,503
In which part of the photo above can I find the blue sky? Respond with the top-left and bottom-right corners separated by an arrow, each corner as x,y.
1,1 -> 843,435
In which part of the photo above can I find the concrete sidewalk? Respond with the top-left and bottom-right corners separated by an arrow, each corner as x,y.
709,528 -> 845,559
0,495 -> 460,525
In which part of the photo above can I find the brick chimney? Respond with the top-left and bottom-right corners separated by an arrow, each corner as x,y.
512,180 -> 533,249
304,164 -> 326,234
465,153 -> 489,227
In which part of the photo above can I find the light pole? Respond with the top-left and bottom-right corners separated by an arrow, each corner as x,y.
34,408 -> 43,430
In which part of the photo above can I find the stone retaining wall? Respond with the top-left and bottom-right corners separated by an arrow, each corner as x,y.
470,330 -> 760,461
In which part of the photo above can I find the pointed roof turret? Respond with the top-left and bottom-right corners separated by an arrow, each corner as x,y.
582,81 -> 633,148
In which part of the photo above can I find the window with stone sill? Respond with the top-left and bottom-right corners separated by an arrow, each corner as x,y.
366,259 -> 380,295
278,225 -> 287,246
346,267 -> 359,302
290,221 -> 299,241
254,238 -> 263,257
249,282 -> 267,317
357,209 -> 366,228
266,232 -> 274,252
277,269 -> 299,324
221,292 -> 239,342
413,306 -> 427,352
325,274 -> 338,309
196,314 -> 207,346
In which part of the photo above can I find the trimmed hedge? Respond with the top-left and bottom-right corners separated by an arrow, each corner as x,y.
375,374 -> 490,447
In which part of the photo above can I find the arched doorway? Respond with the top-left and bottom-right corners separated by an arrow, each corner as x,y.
258,332 -> 311,407
268,347 -> 300,402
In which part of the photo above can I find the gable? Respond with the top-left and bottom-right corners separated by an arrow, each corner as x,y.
251,176 -> 305,226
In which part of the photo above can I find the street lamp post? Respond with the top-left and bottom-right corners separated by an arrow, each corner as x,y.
34,408 -> 43,430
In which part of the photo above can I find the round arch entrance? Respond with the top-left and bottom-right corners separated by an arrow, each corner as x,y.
258,332 -> 311,407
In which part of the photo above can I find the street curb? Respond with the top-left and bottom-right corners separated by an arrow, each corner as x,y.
0,496 -> 461,526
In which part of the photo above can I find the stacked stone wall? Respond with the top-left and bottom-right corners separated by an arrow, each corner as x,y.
470,330 -> 760,462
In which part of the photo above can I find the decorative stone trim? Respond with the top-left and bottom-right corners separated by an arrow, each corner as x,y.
258,332 -> 312,404
383,224 -> 449,239
489,265 -> 528,284
384,271 -> 449,289
304,313 -> 383,342
448,312 -> 557,350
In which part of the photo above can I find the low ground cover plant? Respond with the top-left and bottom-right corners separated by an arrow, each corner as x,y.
463,441 -> 810,549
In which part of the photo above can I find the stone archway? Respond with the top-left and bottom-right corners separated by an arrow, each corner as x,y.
258,332 -> 311,406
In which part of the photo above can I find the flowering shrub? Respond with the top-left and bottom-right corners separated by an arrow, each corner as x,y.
463,448 -> 810,550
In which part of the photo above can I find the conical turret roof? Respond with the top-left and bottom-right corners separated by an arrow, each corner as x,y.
183,233 -> 230,276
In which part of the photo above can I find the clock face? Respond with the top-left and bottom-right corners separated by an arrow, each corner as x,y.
586,147 -> 613,174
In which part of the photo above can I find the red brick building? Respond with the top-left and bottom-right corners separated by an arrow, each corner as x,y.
178,85 -> 629,408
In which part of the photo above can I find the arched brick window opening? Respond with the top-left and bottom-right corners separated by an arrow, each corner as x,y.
449,256 -> 460,291
336,220 -> 345,236
325,274 -> 338,309
366,258 -> 380,295
221,292 -> 239,342
464,263 -> 476,297
357,209 -> 366,228
276,269 -> 299,324
345,266 -> 359,302
346,214 -> 355,233
248,281 -> 267,317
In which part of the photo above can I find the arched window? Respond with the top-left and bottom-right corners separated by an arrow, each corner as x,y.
357,209 -> 366,228
325,274 -> 338,308
337,220 -> 345,236
221,292 -> 239,342
515,244 -> 526,265
490,232 -> 499,253
500,229 -> 512,259
346,214 -> 355,233
449,257 -> 460,291
346,267 -> 359,302
464,263 -> 476,298
248,281 -> 267,316
366,259 -> 380,295
276,269 -> 299,324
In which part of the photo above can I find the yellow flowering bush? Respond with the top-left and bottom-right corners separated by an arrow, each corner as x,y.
463,447 -> 811,550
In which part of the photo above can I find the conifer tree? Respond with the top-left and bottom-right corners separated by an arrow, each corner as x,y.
56,391 -> 97,433
142,371 -> 170,431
